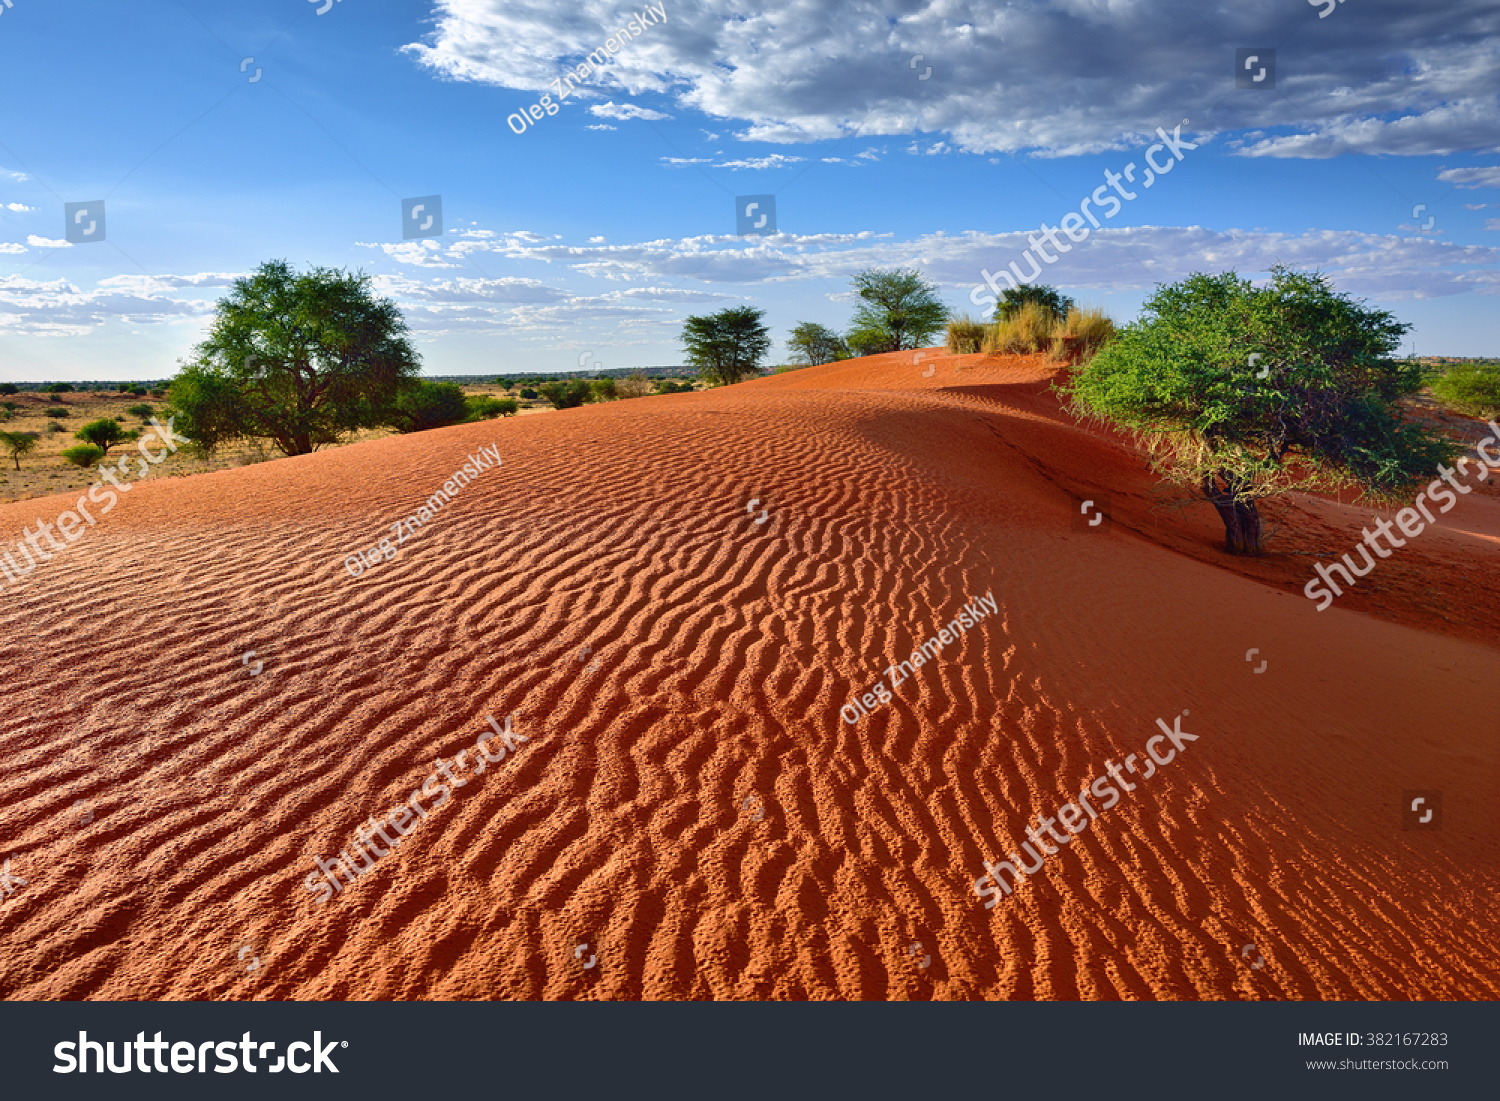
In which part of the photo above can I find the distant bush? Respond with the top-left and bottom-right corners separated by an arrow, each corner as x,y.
389,381 -> 470,433
466,395 -> 518,419
0,383 -> 17,395
117,383 -> 134,393
149,388 -> 165,398
127,403 -> 155,421
655,379 -> 694,394
60,445 -> 105,468
996,284 -> 1074,323
46,383 -> 75,393
1050,306 -> 1116,364
538,380 -> 593,409
45,407 -> 70,418
983,300 -> 1057,355
1431,366 -> 1500,419
496,378 -> 513,390
114,415 -> 126,423
518,387 -> 538,400
616,375 -> 654,399
946,314 -> 986,354
46,422 -> 65,434
590,379 -> 618,402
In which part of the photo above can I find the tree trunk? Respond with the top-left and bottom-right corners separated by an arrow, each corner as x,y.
1202,474 -> 1264,555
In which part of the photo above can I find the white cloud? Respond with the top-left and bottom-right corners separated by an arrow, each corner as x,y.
1485,219 -> 1500,232
589,101 -> 670,121
403,0 -> 1499,158
26,235 -> 69,248
586,123 -> 617,130
3,203 -> 33,213
1462,203 -> 1491,210
715,154 -> 803,170
0,243 -> 24,254
1438,166 -> 1500,189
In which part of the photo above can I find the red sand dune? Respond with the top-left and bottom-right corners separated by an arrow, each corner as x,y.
0,350 -> 1496,1000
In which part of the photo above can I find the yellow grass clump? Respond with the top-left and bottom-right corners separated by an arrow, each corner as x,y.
945,314 -> 986,354
1050,306 -> 1116,364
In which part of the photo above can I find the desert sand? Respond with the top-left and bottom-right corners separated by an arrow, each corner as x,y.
0,350 -> 1496,1000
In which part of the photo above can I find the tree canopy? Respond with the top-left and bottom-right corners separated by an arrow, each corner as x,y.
786,322 -> 848,366
1063,267 -> 1455,554
170,260 -> 421,456
996,284 -> 1073,322
846,268 -> 949,354
681,306 -> 772,385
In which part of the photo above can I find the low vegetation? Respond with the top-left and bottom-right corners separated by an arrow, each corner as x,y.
1430,364 -> 1500,419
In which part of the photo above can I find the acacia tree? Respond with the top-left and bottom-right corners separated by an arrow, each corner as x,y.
996,284 -> 1073,322
846,268 -> 948,354
0,430 -> 37,470
75,418 -> 138,456
786,322 -> 848,366
1064,267 -> 1456,555
681,306 -> 772,385
170,260 -> 421,456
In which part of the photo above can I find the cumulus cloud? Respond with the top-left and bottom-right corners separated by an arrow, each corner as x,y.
589,101 -> 670,121
3,203 -> 32,212
1438,166 -> 1500,189
0,243 -> 24,254
402,0 -> 1499,158
0,274 -> 220,337
27,235 -> 69,248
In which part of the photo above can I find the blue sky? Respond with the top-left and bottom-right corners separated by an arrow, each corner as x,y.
1,0 -> 1497,381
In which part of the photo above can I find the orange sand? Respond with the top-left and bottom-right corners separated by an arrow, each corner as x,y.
0,350 -> 1495,1000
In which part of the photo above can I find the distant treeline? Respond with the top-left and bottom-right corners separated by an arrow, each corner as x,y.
426,367 -> 693,383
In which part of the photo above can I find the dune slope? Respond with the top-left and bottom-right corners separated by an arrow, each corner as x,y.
0,350 -> 1495,1000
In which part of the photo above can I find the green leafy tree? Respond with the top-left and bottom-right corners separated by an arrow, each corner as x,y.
388,381 -> 470,433
1063,267 -> 1455,555
519,387 -> 538,400
847,268 -> 949,354
75,418 -> 138,456
787,322 -> 849,366
590,379 -> 618,402
681,306 -> 772,385
46,383 -> 75,394
60,445 -> 105,468
0,430 -> 38,470
996,284 -> 1074,322
538,380 -> 593,409
0,384 -> 18,396
127,403 -> 155,421
170,260 -> 421,456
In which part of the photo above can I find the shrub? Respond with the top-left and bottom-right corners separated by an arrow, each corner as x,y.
60,445 -> 105,468
655,379 -> 694,394
46,422 -> 65,434
149,389 -> 164,398
983,300 -> 1056,355
519,387 -> 538,400
1050,306 -> 1116,364
131,386 -> 149,397
117,383 -> 133,393
1,402 -> 16,412
0,383 -> 17,396
1431,365 -> 1500,419
946,314 -> 986,354
45,407 -> 70,418
616,374 -> 654,399
46,382 -> 75,393
538,380 -> 593,409
127,403 -> 155,421
465,395 -> 518,419
496,378 -> 512,390
389,381 -> 470,433
590,378 -> 618,402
